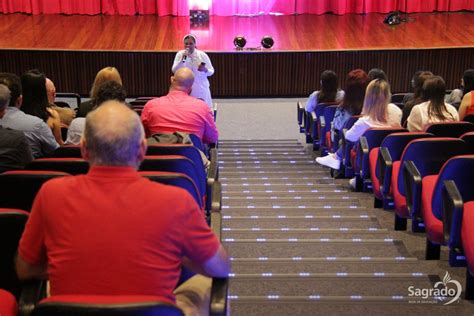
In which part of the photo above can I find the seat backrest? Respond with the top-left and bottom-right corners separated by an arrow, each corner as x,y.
51,146 -> 82,158
397,138 -> 469,196
319,105 -> 338,146
462,114 -> 474,124
424,121 -> 474,138
140,156 -> 204,207
391,93 -> 410,104
32,295 -> 183,316
431,155 -> 474,219
355,127 -> 406,174
0,170 -> 70,211
461,131 -> 474,152
146,144 -> 206,188
379,132 -> 433,162
26,158 -> 89,175
55,93 -> 81,109
0,208 -> 29,298
139,171 -> 202,210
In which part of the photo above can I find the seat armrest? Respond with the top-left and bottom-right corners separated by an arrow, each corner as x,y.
359,136 -> 369,178
210,181 -> 222,212
207,148 -> 218,183
403,160 -> 422,219
310,111 -> 318,139
19,280 -> 47,316
297,101 -> 304,126
442,180 -> 464,249
320,116 -> 327,130
210,277 -> 229,316
379,147 -> 393,196
210,209 -> 222,239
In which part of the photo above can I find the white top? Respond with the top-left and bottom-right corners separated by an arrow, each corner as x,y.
172,49 -> 214,109
407,101 -> 459,132
65,118 -> 86,145
345,103 -> 403,143
305,90 -> 345,112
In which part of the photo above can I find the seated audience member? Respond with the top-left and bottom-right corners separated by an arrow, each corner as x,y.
16,101 -> 230,315
368,68 -> 388,82
401,71 -> 433,126
141,67 -> 218,144
0,73 -> 58,158
457,69 -> 474,120
0,84 -> 33,172
305,70 -> 344,113
21,70 -> 63,146
330,69 -> 369,143
407,76 -> 459,132
46,78 -> 76,126
66,81 -> 127,145
316,79 -> 402,170
77,66 -> 122,118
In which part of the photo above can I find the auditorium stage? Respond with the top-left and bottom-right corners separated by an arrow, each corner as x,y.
0,11 -> 473,96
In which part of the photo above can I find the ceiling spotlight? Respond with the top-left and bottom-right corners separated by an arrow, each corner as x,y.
233,35 -> 247,49
261,36 -> 274,49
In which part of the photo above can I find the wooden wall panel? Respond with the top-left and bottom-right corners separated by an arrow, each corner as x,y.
1,48 -> 473,97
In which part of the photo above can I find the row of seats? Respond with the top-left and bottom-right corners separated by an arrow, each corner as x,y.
0,140 -> 228,316
298,97 -> 474,299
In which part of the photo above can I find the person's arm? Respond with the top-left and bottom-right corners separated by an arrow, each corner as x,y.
182,245 -> 230,277
345,118 -> 369,143
172,51 -> 186,74
36,120 -> 59,156
15,254 -> 48,281
48,109 -> 64,146
305,91 -> 318,112
458,92 -> 471,121
180,194 -> 231,277
197,51 -> 214,77
140,105 -> 152,138
202,106 -> 219,144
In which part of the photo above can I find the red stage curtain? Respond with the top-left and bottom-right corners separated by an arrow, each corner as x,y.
1,0 -> 473,15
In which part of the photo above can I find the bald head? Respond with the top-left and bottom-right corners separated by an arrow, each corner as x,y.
82,100 -> 146,168
45,78 -> 56,104
171,67 -> 194,93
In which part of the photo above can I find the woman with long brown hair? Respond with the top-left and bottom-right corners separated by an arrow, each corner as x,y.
407,76 -> 459,131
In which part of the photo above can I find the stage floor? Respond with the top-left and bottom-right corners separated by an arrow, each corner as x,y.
1,11 -> 474,52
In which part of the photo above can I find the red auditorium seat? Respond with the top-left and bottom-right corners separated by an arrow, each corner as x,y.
26,158 -> 89,175
31,295 -> 184,316
461,131 -> 474,151
139,171 -> 204,212
402,139 -> 468,239
355,127 -> 406,194
377,132 -> 432,218
146,143 -> 218,211
140,156 -> 205,210
424,121 -> 474,138
0,208 -> 29,298
0,170 -> 70,211
51,145 -> 82,158
442,160 -> 474,299
0,289 -> 18,316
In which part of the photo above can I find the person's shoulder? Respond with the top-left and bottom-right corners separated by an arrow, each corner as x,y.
40,174 -> 78,192
139,177 -> 196,204
388,103 -> 402,114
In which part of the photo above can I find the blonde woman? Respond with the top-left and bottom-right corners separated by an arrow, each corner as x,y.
316,79 -> 402,170
77,67 -> 122,117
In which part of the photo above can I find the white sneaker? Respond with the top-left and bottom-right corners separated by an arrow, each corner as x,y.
349,177 -> 357,190
315,153 -> 341,170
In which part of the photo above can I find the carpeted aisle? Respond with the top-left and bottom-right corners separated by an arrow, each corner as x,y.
219,139 -> 472,315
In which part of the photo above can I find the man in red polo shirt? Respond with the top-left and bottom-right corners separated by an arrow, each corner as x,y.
16,101 -> 230,314
141,67 -> 218,144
